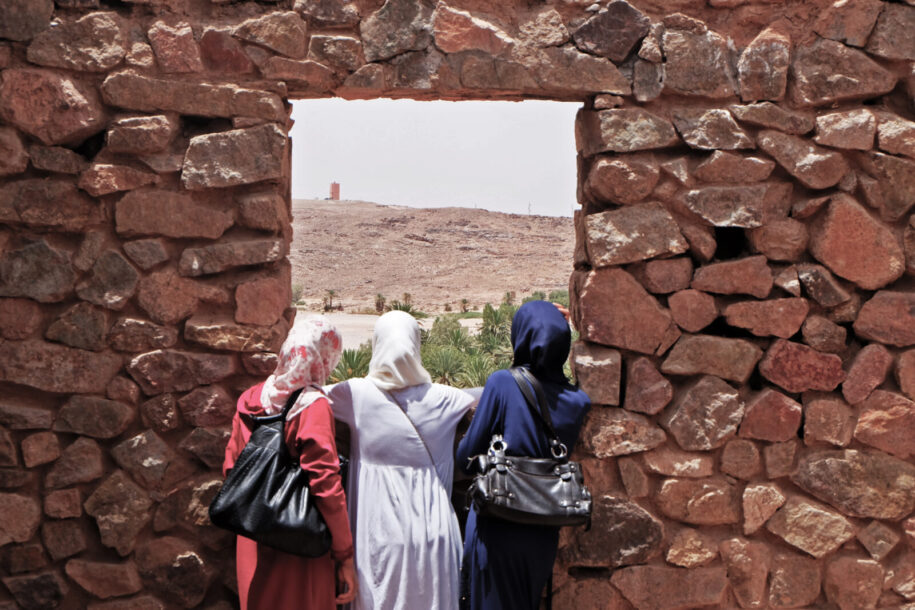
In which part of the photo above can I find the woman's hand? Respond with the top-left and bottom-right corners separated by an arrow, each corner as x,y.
552,303 -> 571,322
335,557 -> 357,605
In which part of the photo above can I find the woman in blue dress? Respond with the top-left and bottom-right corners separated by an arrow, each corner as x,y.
457,300 -> 591,610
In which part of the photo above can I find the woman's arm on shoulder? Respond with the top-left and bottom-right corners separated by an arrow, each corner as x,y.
322,380 -> 356,426
294,397 -> 354,561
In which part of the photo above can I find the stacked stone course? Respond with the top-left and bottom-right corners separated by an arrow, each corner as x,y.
0,0 -> 913,607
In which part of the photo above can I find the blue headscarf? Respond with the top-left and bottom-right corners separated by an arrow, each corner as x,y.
510,300 -> 571,384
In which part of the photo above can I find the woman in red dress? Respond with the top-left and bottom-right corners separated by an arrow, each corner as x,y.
223,315 -> 357,609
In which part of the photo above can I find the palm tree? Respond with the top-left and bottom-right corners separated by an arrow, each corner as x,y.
375,293 -> 386,313
330,346 -> 371,382
324,289 -> 337,311
422,346 -> 466,386
460,298 -> 470,313
458,353 -> 497,388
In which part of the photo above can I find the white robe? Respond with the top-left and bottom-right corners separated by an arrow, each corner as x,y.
326,378 -> 475,610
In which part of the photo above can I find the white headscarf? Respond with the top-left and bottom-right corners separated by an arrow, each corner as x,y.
261,315 -> 344,420
366,311 -> 432,390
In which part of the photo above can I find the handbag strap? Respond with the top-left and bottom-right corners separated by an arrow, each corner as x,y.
509,367 -> 567,457
380,388 -> 451,495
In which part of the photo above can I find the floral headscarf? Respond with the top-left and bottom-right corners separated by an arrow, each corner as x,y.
261,315 -> 344,420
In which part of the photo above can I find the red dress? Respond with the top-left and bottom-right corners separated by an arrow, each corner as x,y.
223,383 -> 353,610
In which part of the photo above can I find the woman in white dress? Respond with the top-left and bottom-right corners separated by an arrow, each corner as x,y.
325,311 -> 477,610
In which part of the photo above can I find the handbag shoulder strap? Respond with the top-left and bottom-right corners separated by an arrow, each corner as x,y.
381,388 -> 450,493
509,367 -> 561,445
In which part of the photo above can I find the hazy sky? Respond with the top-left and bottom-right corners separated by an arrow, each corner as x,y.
289,99 -> 581,217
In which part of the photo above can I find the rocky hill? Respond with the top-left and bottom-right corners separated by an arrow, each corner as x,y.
290,199 -> 575,313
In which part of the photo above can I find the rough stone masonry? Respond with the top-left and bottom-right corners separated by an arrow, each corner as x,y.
0,0 -> 914,607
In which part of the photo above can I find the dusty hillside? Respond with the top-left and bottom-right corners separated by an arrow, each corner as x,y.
290,199 -> 575,313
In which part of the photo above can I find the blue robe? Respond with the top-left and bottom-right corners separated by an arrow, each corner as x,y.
457,301 -> 591,610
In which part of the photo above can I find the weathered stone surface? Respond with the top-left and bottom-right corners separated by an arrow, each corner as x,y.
611,566 -> 728,610
241,353 -> 278,377
0,340 -> 121,395
76,250 -> 138,311
176,386 -> 234,428
661,335 -> 761,384
642,444 -> 713,478
571,1 -> 649,62
774,265 -> 801,297
804,394 -> 855,447
876,112 -> 915,160
617,456 -> 650,498
106,115 -> 178,155
724,298 -> 808,338
45,437 -> 103,489
631,258 -> 692,295
135,537 -> 211,608
181,124 -> 285,190
720,538 -> 770,608
577,109 -> 678,156
179,239 -> 284,277
809,194 -> 903,290
570,342 -> 620,406
45,302 -> 107,351
41,520 -> 86,561
692,255 -> 772,298
123,240 -> 169,272
552,579 -> 630,610
0,241 -> 74,302
574,268 -> 674,355
179,427 -> 230,469
796,263 -> 850,308
294,0 -> 359,26
0,494 -> 40,547
307,35 -> 363,71
738,26 -> 790,102
53,396 -> 134,440
27,12 -> 126,72
235,277 -> 288,327
858,520 -> 900,560
147,21 -> 203,73
623,357 -> 672,416
85,470 -> 152,556
665,528 -> 718,567
743,482 -> 786,535
582,409 -> 666,458
768,552 -> 822,608
0,298 -> 41,341
140,394 -> 181,433
731,102 -> 814,135
73,232 -> 104,274
116,189 -> 233,240
572,495 -> 662,568
518,8 -> 568,48
721,439 -> 761,481
200,28 -> 254,75
127,350 -> 235,396
21,431 -> 58,469
855,291 -> 915,347
234,11 -> 306,59
767,496 -> 855,557
0,128 -> 28,177
101,72 -> 283,122
793,448 -> 915,520
107,376 -> 139,406
0,178 -> 96,232
44,489 -> 80,520
759,339 -> 845,393
136,271 -> 206,326
108,318 -> 177,353
585,154 -> 659,205
585,203 -> 687,267
694,151 -> 774,183
28,145 -> 86,175
843,344 -> 892,404
668,289 -> 718,333
112,431 -> 195,495
0,0 -> 53,42
0,69 -> 106,146
866,3 -> 915,60
0,402 -> 52,431
758,130 -> 849,189
814,109 -> 875,150
260,57 -> 339,92
632,59 -> 663,102
237,191 -> 286,232
672,108 -> 753,150
662,25 -> 736,98
662,375 -> 743,451
432,5 -> 511,55
66,559 -> 142,599
657,476 -> 740,525
184,315 -> 285,353
748,218 -> 808,262
683,183 -> 791,229
813,0 -> 882,47
855,390 -> 915,458
360,0 -> 431,62
791,38 -> 896,106
897,350 -> 915,401
858,152 -> 915,221
2,571 -> 68,610
825,557 -> 883,610
764,439 -> 799,479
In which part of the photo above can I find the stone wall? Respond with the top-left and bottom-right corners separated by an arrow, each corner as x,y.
0,0 -> 913,608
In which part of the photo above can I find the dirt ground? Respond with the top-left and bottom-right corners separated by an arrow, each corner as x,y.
289,199 -> 575,314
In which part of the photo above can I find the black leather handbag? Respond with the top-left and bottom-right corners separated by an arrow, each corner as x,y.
467,367 -> 592,527
208,387 -> 333,557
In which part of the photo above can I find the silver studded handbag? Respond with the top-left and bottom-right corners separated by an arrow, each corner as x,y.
466,367 -> 592,527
